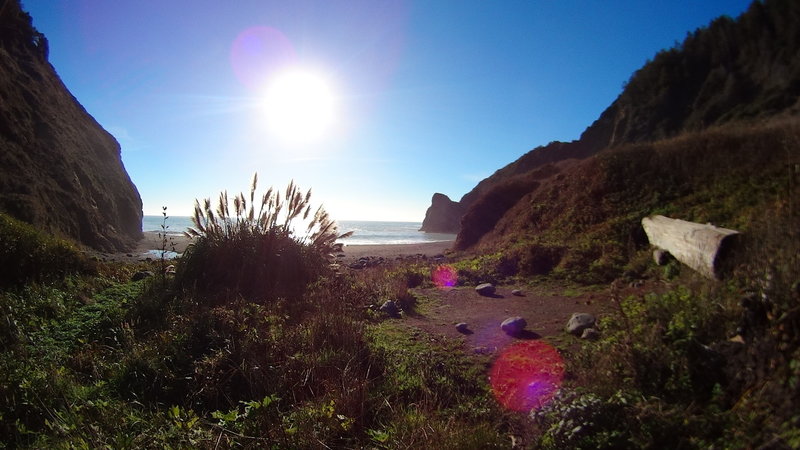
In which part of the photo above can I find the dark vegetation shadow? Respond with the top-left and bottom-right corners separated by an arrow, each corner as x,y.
514,330 -> 541,340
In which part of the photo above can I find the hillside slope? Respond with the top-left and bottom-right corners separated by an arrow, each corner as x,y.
421,0 -> 800,251
0,1 -> 142,252
483,118 -> 799,282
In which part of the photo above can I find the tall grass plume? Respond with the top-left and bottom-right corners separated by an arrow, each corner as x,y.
177,174 -> 351,304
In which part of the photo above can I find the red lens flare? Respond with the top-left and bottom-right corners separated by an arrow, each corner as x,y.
431,264 -> 457,288
489,340 -> 565,412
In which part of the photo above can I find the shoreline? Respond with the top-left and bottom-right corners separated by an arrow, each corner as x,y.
338,240 -> 455,263
89,232 -> 455,263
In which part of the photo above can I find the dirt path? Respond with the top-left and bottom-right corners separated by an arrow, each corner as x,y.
397,283 -> 613,354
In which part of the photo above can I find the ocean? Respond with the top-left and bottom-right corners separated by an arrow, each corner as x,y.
141,216 -> 456,246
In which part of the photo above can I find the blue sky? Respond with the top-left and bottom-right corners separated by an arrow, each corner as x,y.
23,0 -> 752,221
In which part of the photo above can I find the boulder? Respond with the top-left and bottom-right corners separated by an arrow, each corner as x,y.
379,300 -> 400,317
581,328 -> 600,340
653,248 -> 670,265
131,270 -> 154,282
501,316 -> 526,336
475,283 -> 496,296
566,313 -> 596,336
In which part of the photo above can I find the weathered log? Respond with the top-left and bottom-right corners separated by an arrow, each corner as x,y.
641,215 -> 739,279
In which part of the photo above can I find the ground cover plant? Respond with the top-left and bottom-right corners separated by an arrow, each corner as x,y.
1,125 -> 798,447
0,179 -> 515,448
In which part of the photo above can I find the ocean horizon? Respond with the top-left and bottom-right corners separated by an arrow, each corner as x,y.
141,216 -> 456,246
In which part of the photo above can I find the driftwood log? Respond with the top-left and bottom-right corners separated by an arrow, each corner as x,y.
641,215 -> 739,279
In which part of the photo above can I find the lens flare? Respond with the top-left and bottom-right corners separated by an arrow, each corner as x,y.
489,341 -> 564,412
230,26 -> 296,90
431,264 -> 457,288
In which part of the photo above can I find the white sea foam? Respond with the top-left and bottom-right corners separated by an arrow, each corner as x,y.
142,216 -> 455,246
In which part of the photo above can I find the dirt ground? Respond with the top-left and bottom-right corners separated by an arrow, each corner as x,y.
398,283 -> 612,354
388,278 -> 664,356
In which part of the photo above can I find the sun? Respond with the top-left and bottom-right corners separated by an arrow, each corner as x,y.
260,69 -> 336,143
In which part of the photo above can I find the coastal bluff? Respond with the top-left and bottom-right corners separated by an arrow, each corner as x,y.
421,0 -> 800,249
419,193 -> 464,233
0,1 -> 142,252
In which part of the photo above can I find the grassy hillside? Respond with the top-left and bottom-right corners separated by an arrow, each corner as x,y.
451,118 -> 800,447
448,0 -> 799,249
470,118 -> 799,284
1,163 -> 798,446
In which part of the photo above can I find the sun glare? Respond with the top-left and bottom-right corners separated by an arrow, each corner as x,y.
261,69 -> 336,143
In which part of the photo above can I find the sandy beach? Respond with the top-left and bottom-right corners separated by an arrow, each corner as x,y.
137,231 -> 194,253
337,241 -> 454,263
90,231 -> 455,263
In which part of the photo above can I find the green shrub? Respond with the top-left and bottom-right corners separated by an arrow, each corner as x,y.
0,213 -> 89,287
532,390 -> 632,449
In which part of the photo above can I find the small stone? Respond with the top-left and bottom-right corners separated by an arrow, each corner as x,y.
512,289 -> 524,296
475,283 -> 496,296
379,300 -> 400,317
566,313 -> 596,336
131,270 -> 154,282
501,316 -> 526,336
455,322 -> 469,333
653,248 -> 670,265
581,328 -> 600,340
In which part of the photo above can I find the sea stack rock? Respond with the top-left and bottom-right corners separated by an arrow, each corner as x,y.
419,193 -> 465,233
0,1 -> 143,252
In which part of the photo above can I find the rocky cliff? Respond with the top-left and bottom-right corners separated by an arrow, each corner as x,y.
418,193 -> 465,233
420,0 -> 800,250
0,1 -> 142,252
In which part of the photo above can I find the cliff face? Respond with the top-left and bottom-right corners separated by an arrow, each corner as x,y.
421,0 -> 800,250
0,2 -> 142,252
419,193 -> 465,233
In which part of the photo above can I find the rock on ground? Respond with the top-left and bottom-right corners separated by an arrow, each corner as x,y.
131,271 -> 154,282
581,328 -> 600,340
475,283 -> 496,296
501,316 -> 526,336
566,313 -> 596,336
380,300 -> 400,317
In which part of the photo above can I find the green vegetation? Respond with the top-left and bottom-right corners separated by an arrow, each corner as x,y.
0,180 -> 516,448
2,0 -> 799,447
480,119 -> 800,285
0,212 -> 90,288
2,145 -> 798,447
530,189 -> 800,448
